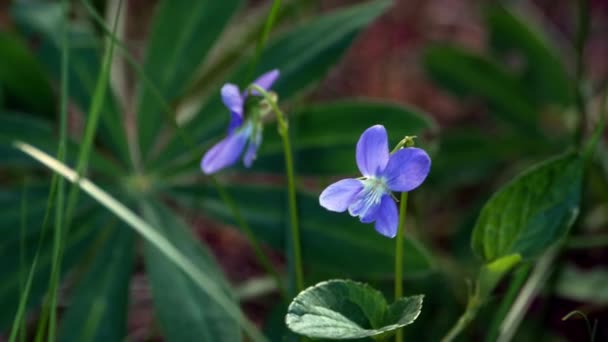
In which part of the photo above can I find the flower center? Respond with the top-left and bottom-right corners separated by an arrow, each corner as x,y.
360,176 -> 389,210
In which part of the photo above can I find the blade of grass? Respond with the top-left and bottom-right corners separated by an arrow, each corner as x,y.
246,0 -> 281,84
18,181 -> 28,342
45,0 -> 70,338
14,141 -> 267,342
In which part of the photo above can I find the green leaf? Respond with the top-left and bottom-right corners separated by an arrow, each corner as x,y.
156,0 -> 391,167
0,31 -> 55,116
59,225 -> 134,342
14,141 -> 264,341
286,279 -> 423,339
142,200 -> 240,342
171,184 -> 434,279
0,207 -> 104,330
485,5 -> 573,106
256,100 -> 435,175
0,112 -> 121,175
471,153 -> 583,263
423,46 -> 539,133
12,2 -> 130,165
136,0 -> 243,160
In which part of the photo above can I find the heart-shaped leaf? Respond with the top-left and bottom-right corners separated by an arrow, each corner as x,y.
286,279 -> 423,339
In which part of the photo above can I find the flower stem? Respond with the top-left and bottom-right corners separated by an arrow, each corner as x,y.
394,191 -> 409,342
210,176 -> 287,299
250,85 -> 305,293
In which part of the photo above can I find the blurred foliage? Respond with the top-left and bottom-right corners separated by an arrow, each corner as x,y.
0,0 -> 605,341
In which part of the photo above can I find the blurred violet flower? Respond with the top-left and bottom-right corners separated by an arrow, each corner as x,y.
201,69 -> 280,174
319,125 -> 431,238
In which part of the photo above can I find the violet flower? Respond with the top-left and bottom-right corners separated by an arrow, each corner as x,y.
319,125 -> 431,238
201,69 -> 280,174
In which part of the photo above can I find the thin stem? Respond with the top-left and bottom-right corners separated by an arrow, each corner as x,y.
441,295 -> 481,342
47,0 -> 70,337
394,191 -> 409,342
250,84 -> 304,293
210,176 -> 287,298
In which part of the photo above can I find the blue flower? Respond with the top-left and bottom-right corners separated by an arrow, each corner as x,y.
201,69 -> 280,174
319,125 -> 431,238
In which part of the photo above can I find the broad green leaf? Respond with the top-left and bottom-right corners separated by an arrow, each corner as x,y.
59,225 -> 134,342
471,153 -> 583,262
423,46 -> 539,133
14,141 -> 264,341
0,112 -> 121,175
0,31 -> 55,116
142,200 -> 240,342
485,5 -> 573,106
0,208 -> 105,330
286,279 -> 423,339
255,100 -> 435,175
12,2 -> 130,165
136,0 -> 243,161
556,264 -> 608,304
171,184 -> 434,279
156,0 -> 391,168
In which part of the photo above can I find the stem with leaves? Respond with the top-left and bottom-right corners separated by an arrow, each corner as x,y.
250,84 -> 305,293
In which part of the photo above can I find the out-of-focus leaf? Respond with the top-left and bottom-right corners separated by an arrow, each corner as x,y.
0,208 -> 106,330
156,0 -> 391,168
471,153 -> 582,263
256,100 -> 435,175
12,2 -> 130,165
59,225 -> 134,342
171,184 -> 434,279
0,31 -> 55,116
0,112 -> 121,175
136,0 -> 243,161
286,279 -> 423,339
142,200 -> 240,342
423,46 -> 539,133
556,265 -> 608,304
485,5 -> 573,106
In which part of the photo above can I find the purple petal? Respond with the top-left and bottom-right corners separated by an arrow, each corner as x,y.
201,131 -> 248,174
348,188 -> 383,222
319,179 -> 363,212
221,84 -> 244,133
251,69 -> 280,94
383,147 -> 431,192
356,125 -> 389,177
243,126 -> 263,168
374,195 -> 399,238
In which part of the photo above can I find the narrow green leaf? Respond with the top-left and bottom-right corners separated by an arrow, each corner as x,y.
156,0 -> 391,167
471,153 -> 583,262
136,0 -> 243,161
12,2 -> 130,165
171,183 -> 434,279
0,31 -> 55,116
0,112 -> 121,175
13,141 -> 265,342
286,279 -> 423,339
142,200 -> 240,342
485,4 -> 573,106
423,45 -> 540,133
59,225 -> 134,342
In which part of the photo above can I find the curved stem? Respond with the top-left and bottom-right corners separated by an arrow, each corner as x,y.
210,176 -> 287,298
441,295 -> 481,342
394,191 -> 409,342
250,85 -> 304,293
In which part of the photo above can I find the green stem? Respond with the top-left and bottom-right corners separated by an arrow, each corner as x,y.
394,191 -> 409,342
441,295 -> 481,342
210,176 -> 287,298
250,84 -> 304,293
